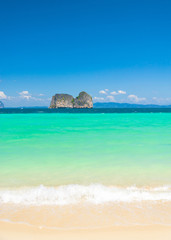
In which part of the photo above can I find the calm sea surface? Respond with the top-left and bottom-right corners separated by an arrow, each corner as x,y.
0,109 -> 171,228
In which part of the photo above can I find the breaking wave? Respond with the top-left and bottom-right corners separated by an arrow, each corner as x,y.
0,184 -> 171,206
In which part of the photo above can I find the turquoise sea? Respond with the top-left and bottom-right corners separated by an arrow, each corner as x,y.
0,110 -> 171,228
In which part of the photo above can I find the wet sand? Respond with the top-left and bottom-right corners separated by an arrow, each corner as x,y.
0,222 -> 171,240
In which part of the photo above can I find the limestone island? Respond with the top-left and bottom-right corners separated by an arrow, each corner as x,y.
49,91 -> 93,108
0,101 -> 4,108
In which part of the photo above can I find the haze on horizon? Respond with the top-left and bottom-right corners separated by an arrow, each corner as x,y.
0,0 -> 171,107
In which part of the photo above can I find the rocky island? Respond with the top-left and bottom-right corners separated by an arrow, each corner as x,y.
50,91 -> 93,108
0,101 -> 4,108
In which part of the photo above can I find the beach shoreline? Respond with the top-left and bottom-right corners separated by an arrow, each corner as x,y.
1,113 -> 171,239
0,221 -> 171,240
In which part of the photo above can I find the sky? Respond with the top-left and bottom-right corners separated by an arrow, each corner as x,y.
0,0 -> 171,107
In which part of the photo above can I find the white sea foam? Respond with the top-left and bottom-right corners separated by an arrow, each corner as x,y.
0,184 -> 171,206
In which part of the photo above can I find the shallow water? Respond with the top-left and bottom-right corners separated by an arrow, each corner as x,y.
0,112 -> 171,228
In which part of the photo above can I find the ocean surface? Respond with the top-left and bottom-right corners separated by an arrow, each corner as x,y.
0,109 -> 171,228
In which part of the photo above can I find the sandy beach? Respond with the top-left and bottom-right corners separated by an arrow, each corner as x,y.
0,222 -> 171,240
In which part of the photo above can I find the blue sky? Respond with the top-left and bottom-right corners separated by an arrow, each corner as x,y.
0,0 -> 171,107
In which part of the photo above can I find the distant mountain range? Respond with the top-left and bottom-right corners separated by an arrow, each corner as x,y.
93,102 -> 171,108
1,102 -> 171,109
